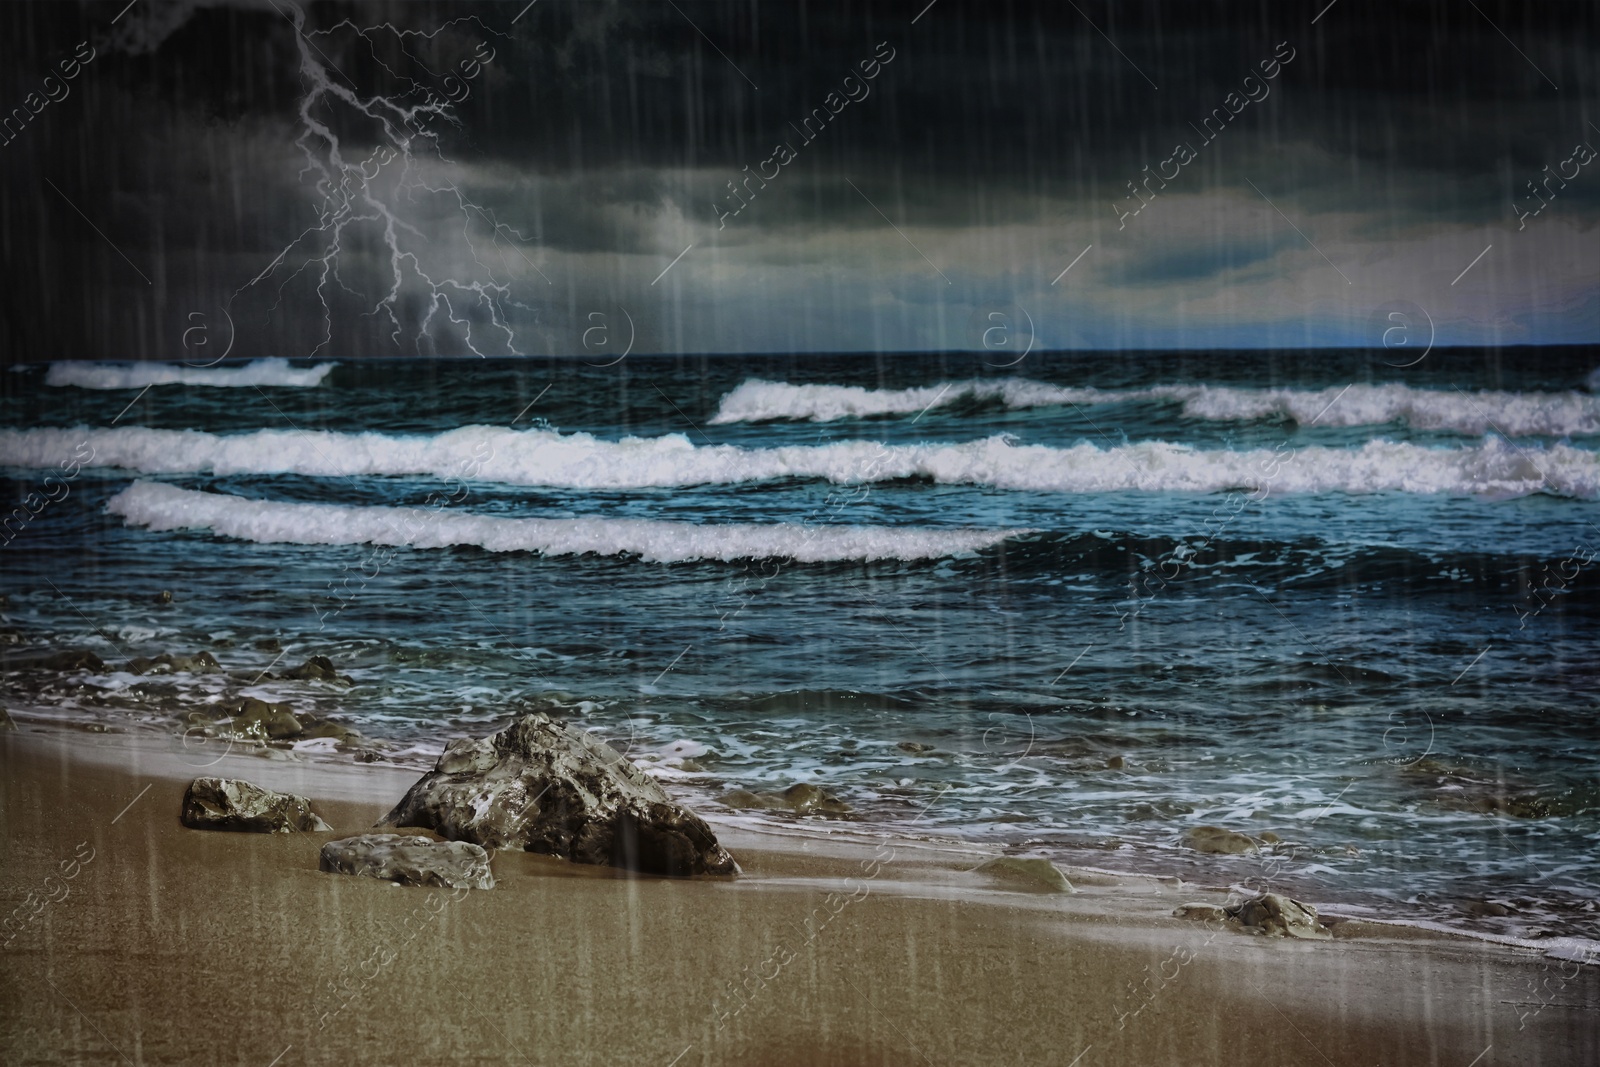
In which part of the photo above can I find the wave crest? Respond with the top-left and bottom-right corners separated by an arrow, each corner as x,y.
46,358 -> 337,390
106,482 -> 1027,563
710,378 -> 1600,436
4,425 -> 1597,498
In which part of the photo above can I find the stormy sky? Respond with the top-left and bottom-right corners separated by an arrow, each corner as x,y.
0,0 -> 1595,360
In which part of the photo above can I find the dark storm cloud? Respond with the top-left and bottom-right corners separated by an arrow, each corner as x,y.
0,0 -> 1595,359
1107,233 -> 1299,286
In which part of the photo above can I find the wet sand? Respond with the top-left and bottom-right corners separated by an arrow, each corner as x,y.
1,727 -> 1595,1066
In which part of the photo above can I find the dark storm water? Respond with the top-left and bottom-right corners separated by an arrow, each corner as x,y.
2,348 -> 1597,939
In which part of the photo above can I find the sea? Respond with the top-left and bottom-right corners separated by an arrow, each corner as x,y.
2,349 -> 1598,943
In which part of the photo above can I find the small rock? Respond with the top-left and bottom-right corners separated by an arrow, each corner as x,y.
254,637 -> 283,652
973,856 -> 1074,893
775,782 -> 851,815
229,697 -> 302,740
1227,892 -> 1330,939
1182,825 -> 1259,855
0,707 -> 16,732
126,651 -> 223,676
32,649 -> 107,672
154,590 -> 173,604
169,651 -> 223,674
297,718 -> 362,744
1127,800 -> 1195,820
382,713 -> 738,877
181,777 -> 331,833
1105,755 -> 1125,770
320,833 -> 494,890
1495,795 -> 1555,819
718,783 -> 852,816
280,655 -> 351,685
1462,900 -> 1515,918
1173,902 -> 1230,922
897,741 -> 935,754
1257,831 -> 1282,844
128,681 -> 182,704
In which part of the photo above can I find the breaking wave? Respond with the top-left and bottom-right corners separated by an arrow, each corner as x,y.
4,425 -> 1598,498
106,482 -> 1027,563
711,379 -> 1600,436
45,358 -> 337,390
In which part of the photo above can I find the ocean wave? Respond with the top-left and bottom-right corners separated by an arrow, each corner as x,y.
5,426 -> 1598,498
45,358 -> 337,390
106,482 -> 1027,563
708,378 -> 1125,423
710,378 -> 1600,436
1177,383 -> 1600,437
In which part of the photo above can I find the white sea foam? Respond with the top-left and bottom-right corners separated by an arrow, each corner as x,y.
710,378 -> 1600,436
106,482 -> 1028,563
708,378 -> 1126,423
45,358 -> 337,390
6,426 -> 1598,498
1176,383 -> 1600,437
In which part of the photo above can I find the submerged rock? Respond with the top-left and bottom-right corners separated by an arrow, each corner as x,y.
279,655 -> 352,686
1127,799 -> 1195,821
9,649 -> 107,672
718,783 -> 853,816
897,741 -> 935,754
297,717 -> 362,744
1181,825 -> 1259,855
1227,892 -> 1330,939
382,713 -> 738,877
1461,899 -> 1517,918
180,777 -> 331,833
320,833 -> 494,890
0,707 -> 15,732
972,856 -> 1074,893
126,651 -> 223,676
1173,902 -> 1230,923
1402,759 -> 1583,819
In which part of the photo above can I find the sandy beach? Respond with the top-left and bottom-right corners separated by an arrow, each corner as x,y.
2,725 -> 1594,1067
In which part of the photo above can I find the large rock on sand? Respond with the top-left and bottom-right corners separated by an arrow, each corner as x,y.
381,713 -> 738,877
181,777 -> 332,833
320,833 -> 494,889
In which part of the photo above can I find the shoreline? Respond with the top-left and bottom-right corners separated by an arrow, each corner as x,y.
3,722 -> 1597,1065
9,703 -> 1597,954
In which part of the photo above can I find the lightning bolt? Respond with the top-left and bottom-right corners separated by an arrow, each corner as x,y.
240,2 -> 543,358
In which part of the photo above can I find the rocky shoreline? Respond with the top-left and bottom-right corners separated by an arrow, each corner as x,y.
3,639 -> 1598,945
2,723 -> 1595,1067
